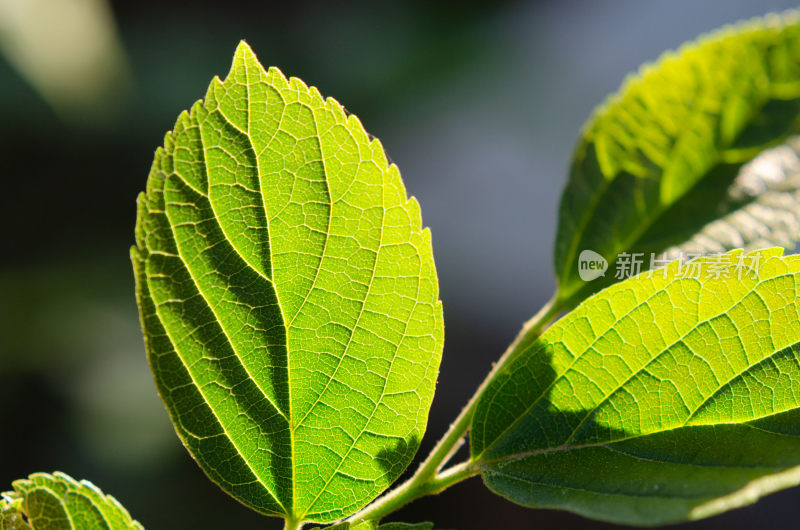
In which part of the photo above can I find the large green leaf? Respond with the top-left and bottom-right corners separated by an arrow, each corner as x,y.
131,42 -> 443,525
472,249 -> 800,525
0,472 -> 142,530
555,12 -> 800,306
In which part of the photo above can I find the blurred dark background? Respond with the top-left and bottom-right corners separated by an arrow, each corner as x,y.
2,1 -> 799,528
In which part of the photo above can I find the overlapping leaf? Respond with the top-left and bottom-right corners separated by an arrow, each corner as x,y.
0,472 -> 142,529
472,249 -> 800,525
555,12 -> 800,305
132,42 -> 443,524
663,136 -> 800,258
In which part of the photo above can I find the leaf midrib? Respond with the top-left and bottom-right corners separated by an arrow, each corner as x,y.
236,56 -> 302,519
478,416 -> 800,470
482,468 -> 742,502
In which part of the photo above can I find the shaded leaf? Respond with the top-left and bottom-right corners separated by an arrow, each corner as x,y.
554,12 -> 800,305
472,249 -> 800,525
0,472 -> 142,530
662,136 -> 800,258
132,42 -> 443,525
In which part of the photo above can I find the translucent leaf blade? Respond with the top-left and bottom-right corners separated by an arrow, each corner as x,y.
472,249 -> 800,525
132,42 -> 444,524
1,472 -> 142,530
554,12 -> 800,305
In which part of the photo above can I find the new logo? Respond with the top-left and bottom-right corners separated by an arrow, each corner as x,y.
578,250 -> 607,281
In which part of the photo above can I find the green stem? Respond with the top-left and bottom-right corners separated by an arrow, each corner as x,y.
284,517 -> 303,530
345,294 -> 564,525
348,460 -> 479,525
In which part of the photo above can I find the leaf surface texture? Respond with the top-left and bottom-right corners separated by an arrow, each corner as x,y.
555,12 -> 800,304
132,42 -> 443,524
0,472 -> 142,530
473,249 -> 800,525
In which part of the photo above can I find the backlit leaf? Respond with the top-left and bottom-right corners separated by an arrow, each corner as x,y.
131,42 -> 444,525
472,249 -> 800,525
0,472 -> 142,530
555,12 -> 800,305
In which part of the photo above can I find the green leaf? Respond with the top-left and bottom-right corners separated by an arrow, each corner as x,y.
554,12 -> 800,305
132,42 -> 443,525
662,136 -> 800,258
0,498 -> 31,530
472,249 -> 800,525
0,472 -> 142,530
